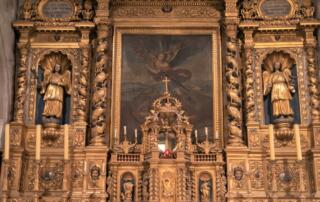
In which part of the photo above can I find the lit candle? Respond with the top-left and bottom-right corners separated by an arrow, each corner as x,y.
64,124 -> 69,160
124,126 -> 127,135
268,124 -> 275,160
35,125 -> 41,160
294,124 -> 302,160
215,131 -> 219,140
195,130 -> 198,142
205,127 -> 208,136
134,128 -> 138,141
4,124 -> 10,160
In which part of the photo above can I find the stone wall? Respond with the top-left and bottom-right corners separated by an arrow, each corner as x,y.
0,0 -> 18,149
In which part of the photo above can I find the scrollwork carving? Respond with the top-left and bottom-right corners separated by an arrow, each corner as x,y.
249,161 -> 264,190
216,166 -> 227,202
71,160 -> 84,188
40,160 -> 64,190
244,47 -> 256,122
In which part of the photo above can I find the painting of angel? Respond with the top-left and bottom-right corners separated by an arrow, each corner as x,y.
120,35 -> 213,140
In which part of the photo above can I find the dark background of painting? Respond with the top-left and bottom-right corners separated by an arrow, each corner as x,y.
120,34 -> 213,142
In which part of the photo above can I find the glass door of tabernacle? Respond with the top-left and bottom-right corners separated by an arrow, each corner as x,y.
158,130 -> 176,152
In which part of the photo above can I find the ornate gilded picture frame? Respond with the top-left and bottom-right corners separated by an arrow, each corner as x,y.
111,27 -> 222,144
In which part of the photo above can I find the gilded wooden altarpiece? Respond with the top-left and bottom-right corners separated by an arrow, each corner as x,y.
1,0 -> 320,201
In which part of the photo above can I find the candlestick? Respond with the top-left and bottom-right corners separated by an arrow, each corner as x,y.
294,124 -> 302,160
64,124 -> 69,160
205,127 -> 208,136
35,125 -> 41,160
134,128 -> 138,142
215,131 -> 219,140
114,128 -> 117,143
195,130 -> 198,143
4,124 -> 10,160
268,124 -> 275,160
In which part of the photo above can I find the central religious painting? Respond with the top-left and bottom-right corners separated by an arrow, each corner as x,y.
117,34 -> 214,140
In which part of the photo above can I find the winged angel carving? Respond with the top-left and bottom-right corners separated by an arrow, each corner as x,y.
39,53 -> 71,122
263,52 -> 295,118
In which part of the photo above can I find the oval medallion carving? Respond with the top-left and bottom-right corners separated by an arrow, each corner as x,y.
260,0 -> 292,18
42,0 -> 74,19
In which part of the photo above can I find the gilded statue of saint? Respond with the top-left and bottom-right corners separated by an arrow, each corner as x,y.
121,180 -> 134,202
41,64 -> 71,120
200,180 -> 210,202
263,61 -> 295,118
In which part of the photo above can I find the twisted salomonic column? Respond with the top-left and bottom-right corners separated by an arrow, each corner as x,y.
225,20 -> 244,145
305,28 -> 320,123
90,0 -> 112,145
77,44 -> 90,122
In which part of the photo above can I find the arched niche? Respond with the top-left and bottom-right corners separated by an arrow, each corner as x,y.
198,172 -> 213,202
35,52 -> 72,125
261,51 -> 301,124
120,172 -> 135,202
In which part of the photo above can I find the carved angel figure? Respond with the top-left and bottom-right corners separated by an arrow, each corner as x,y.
41,64 -> 71,119
263,61 -> 295,117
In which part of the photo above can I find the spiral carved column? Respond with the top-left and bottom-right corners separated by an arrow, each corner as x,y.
306,44 -> 320,123
90,0 -> 112,145
225,21 -> 244,146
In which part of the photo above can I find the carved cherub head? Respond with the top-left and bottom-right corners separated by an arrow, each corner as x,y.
54,64 -> 62,73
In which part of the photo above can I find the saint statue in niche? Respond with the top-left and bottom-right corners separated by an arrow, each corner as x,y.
38,52 -> 72,124
199,173 -> 212,202
200,180 -> 211,202
121,180 -> 134,202
263,53 -> 295,120
41,64 -> 71,121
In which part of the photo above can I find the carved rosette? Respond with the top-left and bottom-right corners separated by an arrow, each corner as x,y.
225,22 -> 244,145
90,21 -> 112,145
14,44 -> 29,123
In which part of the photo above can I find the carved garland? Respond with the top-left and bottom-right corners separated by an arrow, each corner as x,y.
14,44 -> 29,123
244,47 -> 255,122
305,46 -> 320,123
